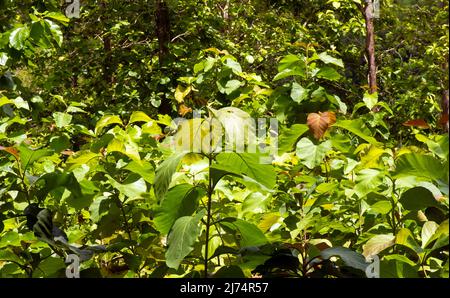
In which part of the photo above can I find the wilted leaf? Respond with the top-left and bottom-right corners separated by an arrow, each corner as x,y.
178,104 -> 192,116
0,146 -> 19,160
402,119 -> 430,129
307,111 -> 336,139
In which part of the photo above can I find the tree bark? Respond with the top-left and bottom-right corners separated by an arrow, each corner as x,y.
441,89 -> 449,132
155,0 -> 170,67
155,0 -> 172,114
363,0 -> 377,95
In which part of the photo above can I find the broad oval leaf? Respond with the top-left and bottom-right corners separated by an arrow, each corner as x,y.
320,247 -> 368,272
213,152 -> 276,190
53,112 -> 72,128
129,111 -> 152,124
165,210 -> 205,269
333,119 -> 381,145
290,82 -> 309,103
363,234 -> 395,257
278,124 -> 309,153
154,184 -> 206,235
95,115 -> 123,135
154,152 -> 186,200
394,153 -> 447,182
220,218 -> 268,248
296,138 -> 332,169
9,27 -> 30,50
318,52 -> 344,68
399,186 -> 440,211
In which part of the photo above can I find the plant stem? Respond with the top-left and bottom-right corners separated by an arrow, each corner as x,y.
204,154 -> 213,278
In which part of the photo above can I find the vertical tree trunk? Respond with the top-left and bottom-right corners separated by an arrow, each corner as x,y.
441,89 -> 449,132
155,0 -> 172,114
363,0 -> 377,95
155,0 -> 170,67
102,35 -> 112,84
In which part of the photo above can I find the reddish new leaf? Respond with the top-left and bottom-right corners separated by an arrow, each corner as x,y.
307,111 -> 336,139
0,146 -> 20,160
402,119 -> 430,129
438,113 -> 448,127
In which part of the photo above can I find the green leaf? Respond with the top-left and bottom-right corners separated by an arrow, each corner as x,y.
124,160 -> 154,184
53,112 -> 72,128
273,68 -> 305,81
9,27 -> 30,50
18,144 -> 54,171
129,111 -> 152,124
165,210 -> 206,269
395,153 -> 447,182
277,54 -> 302,71
362,234 -> 395,257
0,52 -> 8,66
290,82 -> 308,103
424,219 -> 449,250
95,115 -> 123,135
32,257 -> 65,277
399,187 -> 440,211
380,255 -> 419,278
107,174 -> 147,200
213,266 -> 246,278
278,124 -> 309,153
193,61 -> 204,73
415,134 -> 449,160
395,228 -> 422,254
333,119 -> 381,145
44,12 -> 70,24
224,58 -> 242,73
13,97 -> 29,110
363,92 -> 378,110
36,172 -> 83,198
221,218 -> 268,247
316,66 -> 341,81
0,96 -> 13,107
106,137 -> 140,162
210,167 -> 242,190
155,184 -> 206,235
421,221 -> 439,249
354,169 -> 385,198
213,153 -> 276,190
296,138 -> 332,169
369,200 -> 392,215
318,52 -> 344,68
89,196 -> 111,223
224,80 -> 242,95
154,152 -> 186,200
44,19 -> 63,46
320,247 -> 368,272
66,151 -> 101,169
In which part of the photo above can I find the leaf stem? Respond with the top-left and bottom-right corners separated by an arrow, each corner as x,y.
204,154 -> 213,278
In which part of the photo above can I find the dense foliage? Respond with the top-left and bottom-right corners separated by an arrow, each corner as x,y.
0,0 -> 448,278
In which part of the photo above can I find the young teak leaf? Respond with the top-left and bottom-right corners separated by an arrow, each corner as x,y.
402,119 -> 430,129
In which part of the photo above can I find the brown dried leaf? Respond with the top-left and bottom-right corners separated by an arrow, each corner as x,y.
0,146 -> 20,160
402,119 -> 430,129
307,111 -> 336,139
178,104 -> 192,117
